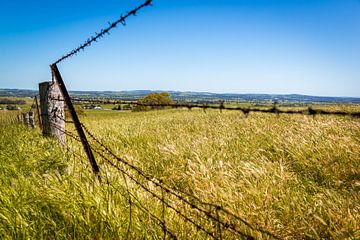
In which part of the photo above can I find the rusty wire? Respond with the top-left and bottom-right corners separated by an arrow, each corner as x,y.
50,96 -> 360,118
50,120 -> 272,239
50,122 -> 178,238
109,181 -> 178,240
52,0 -> 152,65
49,99 -> 288,239
41,0 -> 325,236
79,122 -> 280,239
51,92 -> 360,238
50,122 -> 218,239
50,93 -> 360,239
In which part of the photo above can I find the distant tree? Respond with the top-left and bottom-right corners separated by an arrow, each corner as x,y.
112,104 -> 134,111
134,92 -> 173,111
112,105 -> 122,111
6,105 -> 20,110
0,99 -> 26,105
122,104 -> 133,110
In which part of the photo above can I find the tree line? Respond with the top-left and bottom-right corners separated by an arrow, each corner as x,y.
0,98 -> 26,105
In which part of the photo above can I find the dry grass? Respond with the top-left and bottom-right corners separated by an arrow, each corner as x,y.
0,106 -> 359,239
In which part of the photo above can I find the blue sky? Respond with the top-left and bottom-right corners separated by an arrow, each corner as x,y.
0,0 -> 359,97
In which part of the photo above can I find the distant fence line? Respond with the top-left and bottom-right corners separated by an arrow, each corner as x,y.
50,97 -> 360,118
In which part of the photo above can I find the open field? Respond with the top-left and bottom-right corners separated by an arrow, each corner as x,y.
0,106 -> 359,239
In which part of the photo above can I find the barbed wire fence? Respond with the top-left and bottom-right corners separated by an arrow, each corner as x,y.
50,97 -> 360,118
49,116 -> 282,239
52,0 -> 152,65
14,0 -> 356,239
44,93 -> 360,240
43,93 -> 359,239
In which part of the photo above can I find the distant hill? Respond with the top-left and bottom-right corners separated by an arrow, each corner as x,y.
1,88 -> 359,104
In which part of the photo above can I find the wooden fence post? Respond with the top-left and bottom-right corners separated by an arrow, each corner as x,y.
17,114 -> 22,123
35,96 -> 42,129
28,112 -> 35,129
39,81 -> 66,144
50,64 -> 100,175
22,112 -> 29,127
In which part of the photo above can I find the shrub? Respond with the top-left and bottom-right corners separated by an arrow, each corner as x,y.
133,92 -> 173,111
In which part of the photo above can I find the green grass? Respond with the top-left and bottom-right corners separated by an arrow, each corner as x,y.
0,107 -> 359,239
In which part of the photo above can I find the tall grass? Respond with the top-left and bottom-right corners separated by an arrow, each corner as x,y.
0,107 -> 359,239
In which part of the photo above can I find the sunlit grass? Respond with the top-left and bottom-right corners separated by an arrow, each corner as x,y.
0,106 -> 359,239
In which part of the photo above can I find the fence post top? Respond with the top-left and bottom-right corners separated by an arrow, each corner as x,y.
39,81 -> 52,85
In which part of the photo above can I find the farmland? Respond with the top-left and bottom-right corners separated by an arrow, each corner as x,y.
2,0 -> 360,238
0,104 -> 359,239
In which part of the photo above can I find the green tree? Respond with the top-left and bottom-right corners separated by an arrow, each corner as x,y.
134,92 -> 173,111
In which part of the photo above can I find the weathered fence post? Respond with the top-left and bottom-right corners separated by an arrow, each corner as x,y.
35,96 -> 42,129
28,112 -> 35,129
50,64 -> 100,175
22,112 -> 29,127
39,81 -> 66,144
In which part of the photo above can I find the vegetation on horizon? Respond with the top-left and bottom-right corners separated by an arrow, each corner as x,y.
133,92 -> 173,111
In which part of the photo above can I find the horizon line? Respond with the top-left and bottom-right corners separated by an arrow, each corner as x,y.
1,88 -> 360,99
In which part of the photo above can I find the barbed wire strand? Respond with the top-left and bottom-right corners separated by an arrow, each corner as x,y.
82,132 -> 217,239
49,122 -> 178,238
49,112 -> 281,239
108,181 -> 178,239
58,125 -> 248,239
49,97 -> 360,118
51,100 -> 284,239
78,122 -> 279,239
92,148 -> 219,239
50,123 -> 219,239
53,0 -> 152,65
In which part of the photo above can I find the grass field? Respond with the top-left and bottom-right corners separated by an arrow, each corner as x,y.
0,106 -> 359,239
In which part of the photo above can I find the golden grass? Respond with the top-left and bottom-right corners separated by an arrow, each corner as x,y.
0,106 -> 359,239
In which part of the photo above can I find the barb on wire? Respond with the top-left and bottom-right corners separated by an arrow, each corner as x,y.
53,0 -> 152,65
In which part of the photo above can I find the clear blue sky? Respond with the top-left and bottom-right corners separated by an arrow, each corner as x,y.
0,0 -> 359,97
